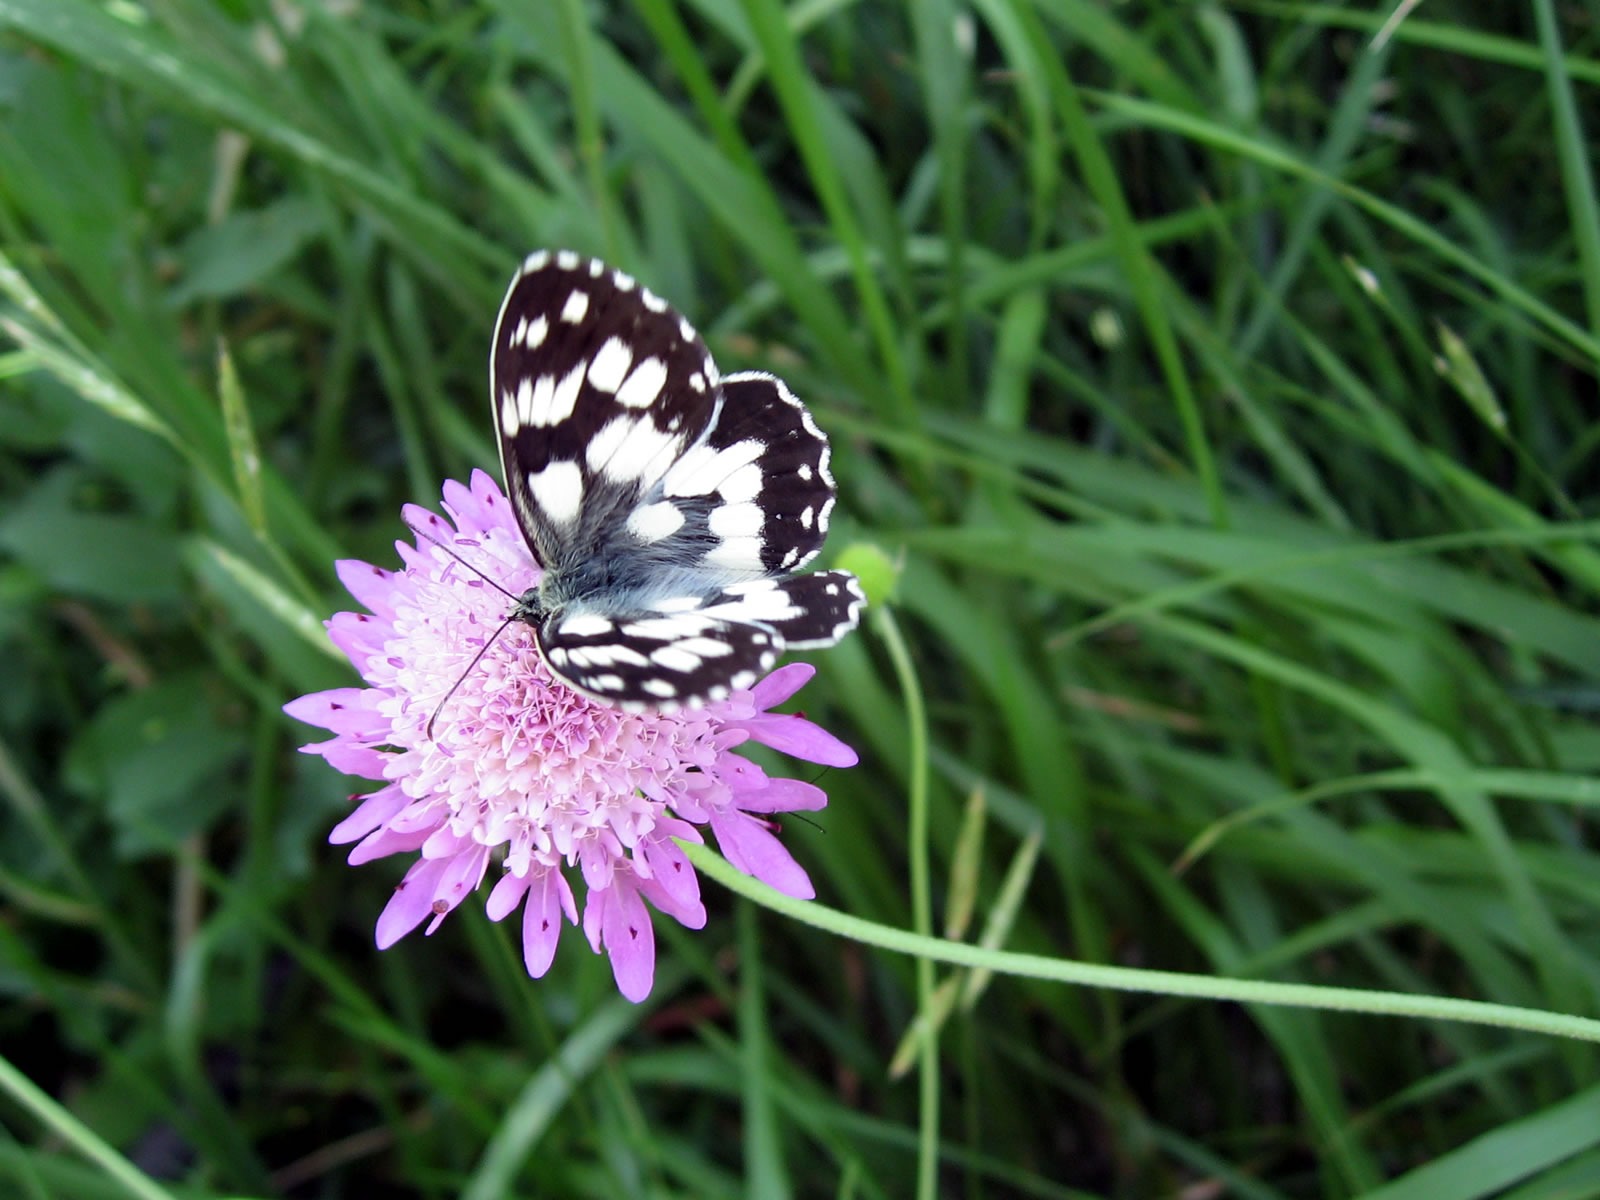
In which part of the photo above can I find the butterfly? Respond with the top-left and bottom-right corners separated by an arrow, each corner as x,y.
487,249 -> 865,711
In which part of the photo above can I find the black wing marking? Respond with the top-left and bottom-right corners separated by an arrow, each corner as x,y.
688,570 -> 865,648
600,371 -> 839,595
536,608 -> 781,711
490,250 -> 722,572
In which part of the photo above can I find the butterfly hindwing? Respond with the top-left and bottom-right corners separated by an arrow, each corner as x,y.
537,608 -> 780,711
692,571 -> 866,649
649,371 -> 838,578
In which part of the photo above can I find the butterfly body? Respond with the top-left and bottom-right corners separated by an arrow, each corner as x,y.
490,250 -> 864,710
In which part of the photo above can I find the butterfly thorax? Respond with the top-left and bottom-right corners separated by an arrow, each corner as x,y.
523,552 -> 732,627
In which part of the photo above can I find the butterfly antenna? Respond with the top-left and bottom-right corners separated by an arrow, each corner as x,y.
404,515 -> 521,602
425,611 -> 521,741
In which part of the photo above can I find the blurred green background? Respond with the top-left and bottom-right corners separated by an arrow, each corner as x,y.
5,1 -> 1600,1197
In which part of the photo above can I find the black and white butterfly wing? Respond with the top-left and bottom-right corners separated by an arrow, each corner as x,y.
490,250 -> 723,575
537,572 -> 867,710
536,608 -> 781,708
695,571 -> 866,649
490,250 -> 864,710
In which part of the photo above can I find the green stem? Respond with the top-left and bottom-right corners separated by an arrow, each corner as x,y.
0,1054 -> 177,1200
682,845 -> 1600,1045
871,606 -> 938,1200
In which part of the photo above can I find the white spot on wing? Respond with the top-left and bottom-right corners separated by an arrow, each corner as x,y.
662,438 -> 765,498
558,613 -> 615,637
709,502 -> 764,538
587,337 -> 633,394
718,462 -> 763,503
556,250 -> 579,270
627,501 -> 686,541
624,615 -> 713,640
650,645 -> 703,673
643,679 -> 678,698
616,357 -> 668,409
524,373 -> 553,426
586,416 -> 682,486
546,362 -> 585,426
500,391 -> 518,436
641,289 -> 667,313
573,642 -> 648,667
702,582 -> 802,623
800,506 -> 814,529
560,290 -> 590,323
527,461 -> 583,526
515,314 -> 548,350
650,596 -> 702,613
676,637 -> 734,659
523,250 -> 550,273
705,537 -> 764,571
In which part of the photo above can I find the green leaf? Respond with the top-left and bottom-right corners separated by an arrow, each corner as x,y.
64,672 -> 246,855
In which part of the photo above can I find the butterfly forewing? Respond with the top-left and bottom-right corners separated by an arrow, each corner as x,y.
488,250 -> 864,710
491,250 -> 722,573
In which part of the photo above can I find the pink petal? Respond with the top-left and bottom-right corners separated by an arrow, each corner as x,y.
636,833 -> 705,925
348,823 -> 431,865
336,559 -> 400,618
520,869 -> 573,978
469,468 -> 520,536
400,503 -> 454,549
420,823 -> 471,859
715,752 -> 768,793
710,811 -> 815,900
752,663 -> 814,710
283,688 -> 384,737
439,477 -> 476,523
303,739 -> 390,780
329,784 -> 408,844
486,871 -> 531,921
375,856 -> 451,948
741,713 -> 858,767
591,880 -> 656,1003
732,777 -> 828,814
423,844 -> 490,933
326,612 -> 388,670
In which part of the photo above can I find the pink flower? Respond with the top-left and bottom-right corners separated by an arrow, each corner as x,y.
284,471 -> 857,1002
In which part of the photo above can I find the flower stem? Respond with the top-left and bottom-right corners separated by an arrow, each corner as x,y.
873,605 -> 939,1200
684,844 -> 1600,1044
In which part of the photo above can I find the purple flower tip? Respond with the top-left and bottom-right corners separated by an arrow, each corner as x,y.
284,475 -> 858,1002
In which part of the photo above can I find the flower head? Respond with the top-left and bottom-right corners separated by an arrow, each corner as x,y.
284,470 -> 857,1002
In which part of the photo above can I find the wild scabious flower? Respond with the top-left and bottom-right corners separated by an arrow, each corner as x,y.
283,471 -> 857,1002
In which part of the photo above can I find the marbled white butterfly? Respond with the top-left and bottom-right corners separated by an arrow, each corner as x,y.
489,249 -> 865,710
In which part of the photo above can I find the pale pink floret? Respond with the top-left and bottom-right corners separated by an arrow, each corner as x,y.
283,471 -> 855,1002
